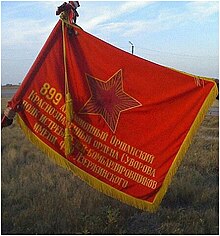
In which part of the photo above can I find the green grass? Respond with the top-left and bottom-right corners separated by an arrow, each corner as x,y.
1,98 -> 219,234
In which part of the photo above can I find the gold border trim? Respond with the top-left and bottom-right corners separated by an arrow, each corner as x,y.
16,80 -> 217,212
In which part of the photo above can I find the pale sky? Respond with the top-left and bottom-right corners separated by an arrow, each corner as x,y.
1,1 -> 219,85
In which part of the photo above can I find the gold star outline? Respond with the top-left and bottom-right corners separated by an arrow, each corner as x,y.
80,69 -> 142,133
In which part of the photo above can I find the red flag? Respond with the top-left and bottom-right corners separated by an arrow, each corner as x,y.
9,20 -> 218,212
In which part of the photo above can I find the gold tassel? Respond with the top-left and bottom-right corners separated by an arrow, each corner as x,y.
65,92 -> 74,122
64,127 -> 73,156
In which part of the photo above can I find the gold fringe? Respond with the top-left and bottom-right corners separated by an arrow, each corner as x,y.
152,84 -> 218,209
16,82 -> 217,213
16,115 -> 156,212
65,92 -> 74,122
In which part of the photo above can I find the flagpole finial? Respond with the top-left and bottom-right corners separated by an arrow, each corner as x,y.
56,1 -> 80,24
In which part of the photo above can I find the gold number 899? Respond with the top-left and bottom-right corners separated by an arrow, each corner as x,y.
40,83 -> 62,105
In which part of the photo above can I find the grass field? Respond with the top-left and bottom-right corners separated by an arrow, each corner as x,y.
1,97 -> 219,234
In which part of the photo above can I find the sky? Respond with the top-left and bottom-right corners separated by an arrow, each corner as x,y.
1,1 -> 219,85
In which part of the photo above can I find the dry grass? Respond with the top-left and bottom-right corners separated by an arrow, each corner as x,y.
1,98 -> 219,234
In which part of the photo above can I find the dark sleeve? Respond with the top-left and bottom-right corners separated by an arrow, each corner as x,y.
1,114 -> 13,128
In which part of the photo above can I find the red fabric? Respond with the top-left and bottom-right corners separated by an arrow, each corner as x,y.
10,21 -> 216,207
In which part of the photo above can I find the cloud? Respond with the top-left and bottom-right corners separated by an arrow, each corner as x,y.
86,1 -> 219,37
80,1 -> 154,31
2,19 -> 55,48
1,1 -> 60,48
118,1 -> 153,14
40,1 -> 62,10
1,1 -> 218,84
187,1 -> 219,20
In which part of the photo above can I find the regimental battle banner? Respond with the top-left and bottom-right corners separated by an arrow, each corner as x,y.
10,20 -> 218,212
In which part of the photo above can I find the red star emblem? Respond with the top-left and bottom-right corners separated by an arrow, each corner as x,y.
80,70 -> 142,133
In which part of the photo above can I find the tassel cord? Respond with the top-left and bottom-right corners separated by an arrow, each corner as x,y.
62,20 -> 69,96
61,20 -> 74,156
